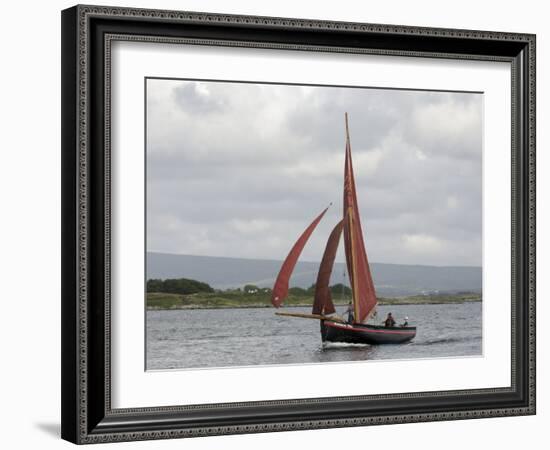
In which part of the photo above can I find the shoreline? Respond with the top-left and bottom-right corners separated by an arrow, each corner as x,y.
147,298 -> 482,311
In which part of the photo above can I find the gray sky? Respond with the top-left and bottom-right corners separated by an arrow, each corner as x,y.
146,78 -> 482,267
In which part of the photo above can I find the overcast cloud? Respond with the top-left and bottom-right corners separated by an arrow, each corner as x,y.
146,79 -> 482,267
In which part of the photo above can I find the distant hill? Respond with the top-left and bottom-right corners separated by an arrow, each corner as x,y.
147,252 -> 482,297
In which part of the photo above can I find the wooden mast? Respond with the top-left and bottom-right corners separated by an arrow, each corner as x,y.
343,112 -> 378,324
348,207 -> 360,323
344,113 -> 359,322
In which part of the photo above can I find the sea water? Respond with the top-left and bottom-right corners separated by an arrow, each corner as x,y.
146,302 -> 482,370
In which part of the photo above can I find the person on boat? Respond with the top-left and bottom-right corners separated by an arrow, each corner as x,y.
401,316 -> 409,327
384,312 -> 396,328
345,301 -> 354,324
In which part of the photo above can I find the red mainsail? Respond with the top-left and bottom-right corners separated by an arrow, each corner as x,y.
271,207 -> 328,307
312,220 -> 343,316
343,113 -> 378,323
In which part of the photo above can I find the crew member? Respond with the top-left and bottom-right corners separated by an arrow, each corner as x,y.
345,301 -> 354,324
384,312 -> 396,328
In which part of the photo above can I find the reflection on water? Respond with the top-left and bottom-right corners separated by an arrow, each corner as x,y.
146,303 -> 482,370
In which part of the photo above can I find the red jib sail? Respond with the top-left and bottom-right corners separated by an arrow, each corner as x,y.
271,207 -> 329,307
312,220 -> 343,316
343,113 -> 378,323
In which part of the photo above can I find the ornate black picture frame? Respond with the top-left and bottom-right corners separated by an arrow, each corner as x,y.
61,4 -> 536,444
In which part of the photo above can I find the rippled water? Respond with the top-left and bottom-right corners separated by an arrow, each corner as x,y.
146,302 -> 482,370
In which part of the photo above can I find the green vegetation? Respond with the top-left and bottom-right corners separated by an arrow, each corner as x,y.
146,284 -> 482,310
377,292 -> 481,305
147,277 -> 214,295
147,292 -> 186,309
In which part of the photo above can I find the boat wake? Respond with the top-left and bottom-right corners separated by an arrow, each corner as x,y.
322,341 -> 370,349
417,337 -> 468,346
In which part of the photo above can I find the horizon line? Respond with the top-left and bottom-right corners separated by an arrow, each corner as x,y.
147,250 -> 482,269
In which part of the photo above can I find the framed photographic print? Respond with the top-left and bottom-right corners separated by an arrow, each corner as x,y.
61,4 -> 536,444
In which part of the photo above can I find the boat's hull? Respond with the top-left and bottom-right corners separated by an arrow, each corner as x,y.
321,320 -> 416,345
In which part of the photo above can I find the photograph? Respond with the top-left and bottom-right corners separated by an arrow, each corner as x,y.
145,78 -> 483,370
57,4 -> 536,444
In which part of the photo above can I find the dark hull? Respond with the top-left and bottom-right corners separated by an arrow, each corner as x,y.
321,320 -> 416,345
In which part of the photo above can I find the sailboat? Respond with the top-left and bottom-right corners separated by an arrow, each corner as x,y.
271,113 -> 416,345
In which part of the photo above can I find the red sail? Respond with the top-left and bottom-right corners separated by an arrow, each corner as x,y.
271,207 -> 329,307
343,113 -> 377,323
312,220 -> 343,316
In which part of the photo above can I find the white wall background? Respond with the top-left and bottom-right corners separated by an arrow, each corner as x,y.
0,0 -> 545,448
